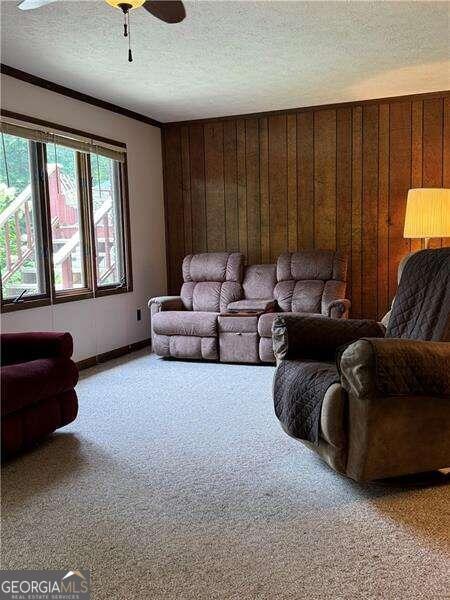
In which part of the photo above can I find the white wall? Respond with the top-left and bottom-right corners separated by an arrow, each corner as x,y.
0,74 -> 166,361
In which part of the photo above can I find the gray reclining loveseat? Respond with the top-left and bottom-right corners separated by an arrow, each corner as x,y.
149,250 -> 350,364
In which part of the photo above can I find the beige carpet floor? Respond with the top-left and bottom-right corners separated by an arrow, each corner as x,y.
2,350 -> 449,599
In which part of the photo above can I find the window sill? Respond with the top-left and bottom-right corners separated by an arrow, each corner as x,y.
2,285 -> 132,312
95,284 -> 133,298
1,297 -> 51,313
54,289 -> 94,304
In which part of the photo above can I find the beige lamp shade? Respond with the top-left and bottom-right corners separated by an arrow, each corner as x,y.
403,188 -> 450,241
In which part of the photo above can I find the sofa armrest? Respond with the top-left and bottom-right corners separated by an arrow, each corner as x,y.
339,338 -> 450,399
272,315 -> 385,361
148,296 -> 184,313
0,332 -> 73,366
325,299 -> 351,319
226,299 -> 276,313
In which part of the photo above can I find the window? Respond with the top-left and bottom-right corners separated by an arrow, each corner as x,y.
0,134 -> 46,301
46,142 -> 86,292
90,154 -> 126,288
0,115 -> 132,311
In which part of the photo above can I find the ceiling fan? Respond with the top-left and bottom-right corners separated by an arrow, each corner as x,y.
18,0 -> 186,62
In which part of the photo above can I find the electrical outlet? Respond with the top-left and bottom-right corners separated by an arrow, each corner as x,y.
136,308 -> 142,321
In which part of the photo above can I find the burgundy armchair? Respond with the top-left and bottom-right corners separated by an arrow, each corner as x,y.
1,332 -> 79,459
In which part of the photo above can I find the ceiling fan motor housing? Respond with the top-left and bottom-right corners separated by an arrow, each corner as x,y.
105,0 -> 145,12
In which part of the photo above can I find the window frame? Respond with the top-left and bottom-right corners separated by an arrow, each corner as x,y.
86,154 -> 133,298
1,111 -> 132,313
0,139 -> 51,311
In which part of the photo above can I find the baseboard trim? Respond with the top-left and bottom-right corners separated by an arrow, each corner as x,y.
77,338 -> 151,370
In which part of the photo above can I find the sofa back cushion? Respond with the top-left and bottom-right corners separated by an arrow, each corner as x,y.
180,252 -> 244,312
274,251 -> 347,313
242,264 -> 277,299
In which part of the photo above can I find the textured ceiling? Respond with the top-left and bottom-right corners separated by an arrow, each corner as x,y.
1,0 -> 449,122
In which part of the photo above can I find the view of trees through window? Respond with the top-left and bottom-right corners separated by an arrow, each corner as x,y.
0,129 -> 128,306
0,134 -> 44,299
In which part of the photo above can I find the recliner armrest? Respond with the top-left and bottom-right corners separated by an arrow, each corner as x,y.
340,338 -> 450,399
148,296 -> 184,312
0,332 -> 73,366
324,298 -> 351,319
272,315 -> 385,361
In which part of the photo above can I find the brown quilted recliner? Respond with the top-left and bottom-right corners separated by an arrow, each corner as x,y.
258,250 -> 350,362
149,252 -> 244,360
272,248 -> 450,482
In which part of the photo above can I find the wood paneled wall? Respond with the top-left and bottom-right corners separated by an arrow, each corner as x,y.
162,93 -> 450,320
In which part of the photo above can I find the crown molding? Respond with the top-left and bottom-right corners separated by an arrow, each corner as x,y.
1,64 -> 163,129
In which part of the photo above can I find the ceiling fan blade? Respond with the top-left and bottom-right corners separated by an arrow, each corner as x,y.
143,1 -> 186,23
18,0 -> 60,10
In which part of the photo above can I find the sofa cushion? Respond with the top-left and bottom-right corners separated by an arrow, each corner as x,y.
184,281 -> 242,312
275,251 -> 348,313
275,280 -> 325,313
277,251 -> 347,282
242,264 -> 277,299
258,312 -> 320,338
1,357 -> 79,417
152,311 -> 218,337
180,252 -> 244,312
182,252 -> 243,283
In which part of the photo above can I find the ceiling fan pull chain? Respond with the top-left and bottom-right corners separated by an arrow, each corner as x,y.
123,12 -> 127,37
127,11 -> 133,62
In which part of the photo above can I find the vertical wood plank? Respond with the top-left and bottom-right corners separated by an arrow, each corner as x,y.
245,119 -> 261,264
287,114 -> 298,251
189,124 -> 207,253
164,127 -> 184,293
204,122 -> 225,251
423,98 -> 443,248
336,108 -> 352,298
314,109 -> 337,250
180,126 -> 192,256
410,101 -> 423,252
259,117 -> 270,262
361,104 -> 379,320
389,101 -> 411,303
161,129 -> 171,292
223,120 -> 239,252
268,115 -> 288,262
297,112 -> 314,250
443,98 -> 450,247
378,104 -> 390,318
351,106 -> 363,318
236,119 -> 247,259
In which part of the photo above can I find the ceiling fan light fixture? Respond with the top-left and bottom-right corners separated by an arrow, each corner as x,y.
105,0 -> 145,11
